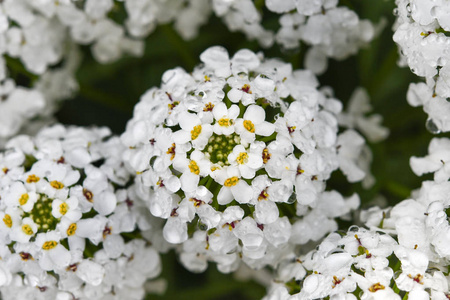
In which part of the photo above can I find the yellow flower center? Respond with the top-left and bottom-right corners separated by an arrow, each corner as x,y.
191,125 -> 202,140
19,193 -> 29,206
26,174 -> 40,183
67,223 -> 77,236
168,101 -> 180,111
243,120 -> 255,133
59,203 -> 69,215
3,214 -> 12,228
218,118 -> 233,127
204,75 -> 211,82
241,84 -> 252,94
22,224 -> 34,235
236,152 -> 248,165
258,189 -> 269,201
50,180 -> 64,189
262,148 -> 271,164
203,102 -> 214,112
188,160 -> 200,175
368,283 -> 385,293
166,143 -> 176,160
224,176 -> 239,187
42,240 -> 58,250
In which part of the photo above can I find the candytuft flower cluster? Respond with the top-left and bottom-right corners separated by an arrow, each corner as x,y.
0,125 -> 162,299
122,46 -> 365,272
394,0 -> 450,132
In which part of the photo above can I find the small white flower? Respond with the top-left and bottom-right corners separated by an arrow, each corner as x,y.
35,232 -> 71,271
172,111 -> 213,149
235,105 -> 275,144
215,167 -> 253,205
212,102 -> 240,135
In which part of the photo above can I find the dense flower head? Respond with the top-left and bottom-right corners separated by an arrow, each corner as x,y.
394,0 -> 450,132
263,222 -> 450,300
212,0 -> 375,75
121,46 -> 367,272
0,124 -> 162,300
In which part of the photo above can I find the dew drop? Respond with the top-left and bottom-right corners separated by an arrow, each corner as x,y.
286,193 -> 297,204
348,225 -> 360,232
197,221 -> 208,231
426,118 -> 441,134
394,270 -> 402,280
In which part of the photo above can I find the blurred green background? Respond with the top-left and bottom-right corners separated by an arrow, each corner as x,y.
52,0 -> 445,298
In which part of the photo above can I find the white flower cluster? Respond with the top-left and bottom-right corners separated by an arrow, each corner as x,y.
394,0 -> 450,132
0,0 -> 375,140
264,224 -> 450,300
263,137 -> 450,299
0,0 -> 209,140
213,0 -> 375,74
121,46 -> 369,272
0,124 -> 162,300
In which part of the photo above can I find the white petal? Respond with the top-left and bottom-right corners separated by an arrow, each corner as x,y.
231,49 -> 260,70
178,112 -> 199,131
93,191 -> 117,215
180,173 -> 199,193
255,200 -> 279,224
163,217 -> 188,244
217,186 -> 234,205
228,104 -> 240,119
103,234 -> 125,259
255,122 -> 275,136
77,260 -> 105,286
239,165 -> 256,179
173,130 -> 191,145
244,105 -> 265,124
232,181 -> 253,204
50,245 -> 71,268
228,88 -> 242,103
246,153 -> 263,169
213,102 -> 228,119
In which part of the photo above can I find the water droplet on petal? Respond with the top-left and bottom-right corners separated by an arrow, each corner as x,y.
348,225 -> 359,232
286,193 -> 296,204
426,118 -> 441,134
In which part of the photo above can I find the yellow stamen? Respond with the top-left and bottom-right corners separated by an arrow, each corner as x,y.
241,84 -> 252,94
166,143 -> 176,160
3,214 -> 12,228
19,193 -> 29,205
262,148 -> 271,164
258,190 -> 269,201
243,120 -> 255,133
368,283 -> 385,293
50,180 -> 64,189
218,118 -> 233,127
67,223 -> 77,236
191,125 -> 202,140
42,240 -> 58,250
26,174 -> 40,183
188,160 -> 200,175
204,75 -> 210,82
59,203 -> 69,215
22,224 -> 33,235
203,102 -> 214,112
168,101 -> 180,111
236,152 -> 248,165
224,176 -> 239,187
